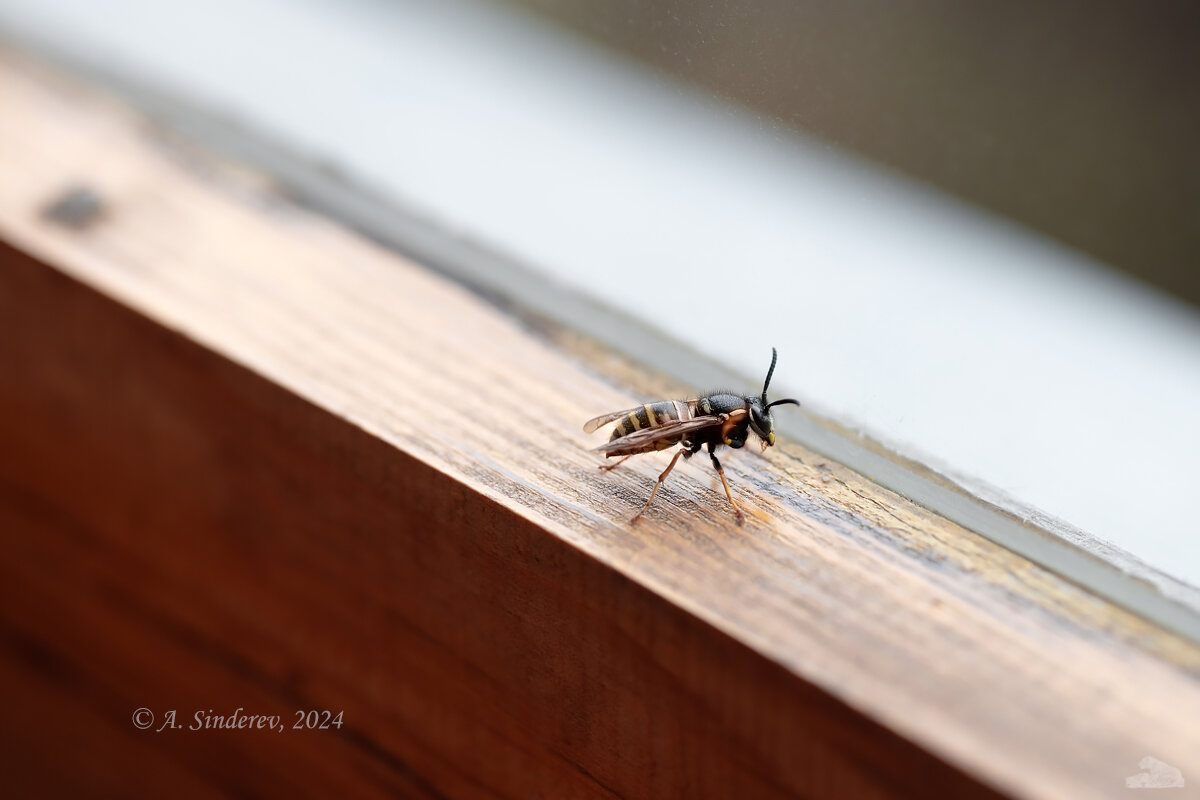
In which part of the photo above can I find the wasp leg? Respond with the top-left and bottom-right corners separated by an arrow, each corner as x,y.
598,455 -> 633,473
631,448 -> 686,524
707,442 -> 745,524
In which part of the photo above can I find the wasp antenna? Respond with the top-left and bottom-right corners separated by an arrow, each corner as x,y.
761,347 -> 779,403
767,398 -> 801,409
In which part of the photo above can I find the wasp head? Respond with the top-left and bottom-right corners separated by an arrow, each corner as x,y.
746,347 -> 799,450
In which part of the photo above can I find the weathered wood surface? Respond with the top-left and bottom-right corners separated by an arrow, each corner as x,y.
3,51 -> 1200,799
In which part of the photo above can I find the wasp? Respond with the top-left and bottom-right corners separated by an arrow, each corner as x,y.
584,348 -> 800,524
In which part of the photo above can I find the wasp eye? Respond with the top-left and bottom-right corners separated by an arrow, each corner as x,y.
751,409 -> 776,444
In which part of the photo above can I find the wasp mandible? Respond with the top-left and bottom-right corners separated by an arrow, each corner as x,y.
584,348 -> 800,524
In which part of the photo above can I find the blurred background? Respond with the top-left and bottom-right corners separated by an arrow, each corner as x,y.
506,0 -> 1200,304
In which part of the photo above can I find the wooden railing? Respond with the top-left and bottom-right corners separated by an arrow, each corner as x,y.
3,51 -> 1199,799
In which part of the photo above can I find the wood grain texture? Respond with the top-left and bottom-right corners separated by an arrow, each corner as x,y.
2,51 -> 1200,799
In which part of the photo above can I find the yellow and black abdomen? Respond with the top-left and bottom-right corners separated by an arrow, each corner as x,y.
608,400 -> 695,452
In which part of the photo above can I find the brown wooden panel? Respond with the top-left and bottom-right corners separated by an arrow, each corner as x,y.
1,242 -> 993,798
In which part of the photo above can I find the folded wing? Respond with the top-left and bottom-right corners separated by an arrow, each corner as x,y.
592,415 -> 724,456
582,408 -> 642,434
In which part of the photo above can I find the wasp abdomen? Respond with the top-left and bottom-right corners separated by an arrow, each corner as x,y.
609,400 -> 693,442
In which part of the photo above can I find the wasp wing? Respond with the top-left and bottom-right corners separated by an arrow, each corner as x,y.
592,415 -> 724,456
583,407 -> 644,434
